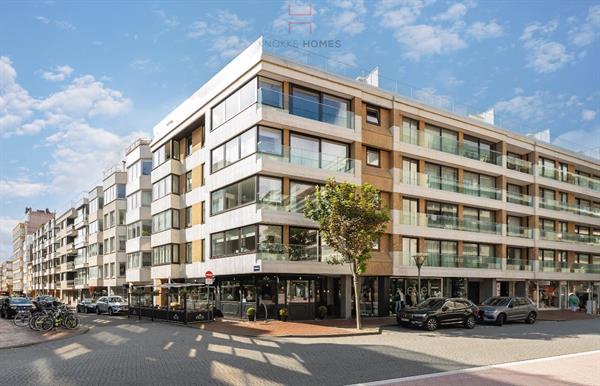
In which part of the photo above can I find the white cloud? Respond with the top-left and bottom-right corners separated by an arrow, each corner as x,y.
495,92 -> 548,122
211,36 -> 252,61
41,65 -> 73,82
129,58 -> 161,73
330,0 -> 366,36
520,21 -> 573,73
152,9 -> 179,28
413,87 -> 453,110
433,3 -> 468,22
394,24 -> 467,60
0,179 -> 47,198
34,15 -> 75,31
187,21 -> 209,38
467,20 -> 503,40
553,126 -> 600,159
569,5 -> 600,47
582,109 -> 597,121
186,9 -> 249,39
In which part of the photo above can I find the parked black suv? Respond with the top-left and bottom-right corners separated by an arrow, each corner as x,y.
0,297 -> 34,319
397,297 -> 478,331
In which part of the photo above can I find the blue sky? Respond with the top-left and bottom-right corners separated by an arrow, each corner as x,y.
1,0 -> 599,259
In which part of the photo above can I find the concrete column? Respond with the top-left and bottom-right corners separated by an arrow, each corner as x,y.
341,275 -> 353,319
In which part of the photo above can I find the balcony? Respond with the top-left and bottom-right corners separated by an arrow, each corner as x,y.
60,261 -> 75,271
507,225 -> 533,238
570,263 -> 600,274
60,279 -> 75,288
399,172 -> 502,200
506,156 -> 532,174
506,258 -> 533,271
256,242 -> 339,263
400,129 -> 502,166
256,142 -> 357,176
540,260 -> 568,273
258,87 -> 355,130
74,256 -> 88,267
74,277 -> 88,286
539,197 -> 600,218
539,230 -> 600,245
406,254 -> 501,269
401,212 -> 502,235
507,191 -> 533,206
538,166 -> 600,192
74,215 -> 88,228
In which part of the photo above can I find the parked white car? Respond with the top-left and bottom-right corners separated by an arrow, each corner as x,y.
95,296 -> 128,316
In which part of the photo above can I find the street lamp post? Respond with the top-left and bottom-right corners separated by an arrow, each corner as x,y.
412,253 -> 428,303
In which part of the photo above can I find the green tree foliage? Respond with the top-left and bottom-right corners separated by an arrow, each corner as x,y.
305,179 -> 389,329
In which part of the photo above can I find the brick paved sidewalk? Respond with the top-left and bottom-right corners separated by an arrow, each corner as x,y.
537,310 -> 599,321
0,318 -> 88,349
191,317 -> 384,337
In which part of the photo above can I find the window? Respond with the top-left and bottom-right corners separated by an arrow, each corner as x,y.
290,86 -> 351,128
119,262 -> 126,277
185,171 -> 192,193
152,244 -> 180,265
426,201 -> 457,229
211,78 -> 257,130
200,201 -> 205,224
289,227 -> 320,260
152,175 -> 180,200
211,176 -> 256,215
258,176 -> 283,204
257,126 -> 282,155
425,239 -> 457,266
257,77 -> 283,108
185,206 -> 192,228
211,127 -> 257,172
463,135 -> 496,164
185,134 -> 193,157
290,181 -> 316,213
426,163 -> 457,192
127,220 -> 152,239
128,159 -> 152,182
104,184 -> 126,204
127,190 -> 152,210
425,124 -> 458,154
118,236 -> 126,252
185,242 -> 192,264
200,163 -> 205,186
402,118 -> 419,145
366,147 -> 380,167
366,105 -> 380,125
152,209 -> 180,233
372,238 -> 380,251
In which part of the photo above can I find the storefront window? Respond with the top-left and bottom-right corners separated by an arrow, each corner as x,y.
360,277 -> 378,316
221,281 -> 240,302
288,280 -> 311,303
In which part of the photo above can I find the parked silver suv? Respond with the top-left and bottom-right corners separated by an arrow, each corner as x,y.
96,296 -> 128,316
478,296 -> 537,326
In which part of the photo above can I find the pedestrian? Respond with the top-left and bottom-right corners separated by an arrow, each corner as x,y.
399,289 -> 406,310
411,289 -> 417,306
568,293 -> 580,312
393,291 -> 401,315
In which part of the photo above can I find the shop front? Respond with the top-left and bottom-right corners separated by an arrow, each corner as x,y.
526,280 -> 598,312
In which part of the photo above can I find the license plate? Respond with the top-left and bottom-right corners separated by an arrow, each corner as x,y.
401,318 -> 409,322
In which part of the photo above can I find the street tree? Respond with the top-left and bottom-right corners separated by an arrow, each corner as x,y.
304,178 -> 389,329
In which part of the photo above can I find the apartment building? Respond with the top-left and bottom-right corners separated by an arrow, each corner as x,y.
0,260 -> 13,293
32,218 -> 58,296
143,38 -> 599,320
125,139 -> 153,288
86,186 -> 104,297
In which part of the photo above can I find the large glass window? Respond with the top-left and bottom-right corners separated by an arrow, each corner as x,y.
425,163 -> 457,192
152,140 -> 179,168
258,77 -> 283,108
258,225 -> 283,250
258,176 -> 282,204
152,209 -> 180,233
322,140 -> 349,171
257,126 -> 282,155
322,94 -> 350,127
402,118 -> 419,144
211,78 -> 257,130
152,175 -> 179,200
289,227 -> 319,260
104,184 -> 126,204
290,181 -> 316,213
211,176 -> 257,215
152,244 -> 179,265
290,86 -> 350,128
211,127 -> 257,173
127,190 -> 152,210
127,220 -> 152,240
290,134 -> 319,168
291,87 -> 319,120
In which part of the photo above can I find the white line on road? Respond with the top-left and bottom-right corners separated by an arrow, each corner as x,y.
348,350 -> 600,386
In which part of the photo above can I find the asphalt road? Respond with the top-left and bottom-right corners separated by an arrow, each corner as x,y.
0,314 -> 599,386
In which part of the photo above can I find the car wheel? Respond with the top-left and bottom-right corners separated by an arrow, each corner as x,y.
496,313 -> 506,326
464,315 -> 476,329
96,306 -> 100,315
108,307 -> 113,316
424,317 -> 438,331
525,312 -> 537,324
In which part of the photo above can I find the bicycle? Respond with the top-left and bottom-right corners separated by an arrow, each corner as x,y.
13,310 -> 31,327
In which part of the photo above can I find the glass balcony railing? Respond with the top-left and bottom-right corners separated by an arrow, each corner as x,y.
538,198 -> 600,218
537,165 -> 600,191
506,259 -> 532,271
418,254 -> 501,269
539,197 -> 570,211
400,171 -> 502,200
256,194 -> 311,214
74,277 -> 87,286
399,129 -> 502,165
256,242 -> 339,262
506,191 -> 533,206
74,257 -> 88,266
506,155 -> 532,174
258,88 -> 355,130
540,260 -> 568,272
570,263 -> 600,274
507,225 -> 533,238
257,142 -> 357,175
539,230 -> 600,245
400,212 -> 502,235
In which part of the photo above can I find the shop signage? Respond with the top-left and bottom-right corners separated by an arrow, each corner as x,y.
253,265 -> 261,272
560,281 -> 567,285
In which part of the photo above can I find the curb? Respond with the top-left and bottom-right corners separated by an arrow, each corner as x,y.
0,325 -> 90,350
187,321 -> 382,338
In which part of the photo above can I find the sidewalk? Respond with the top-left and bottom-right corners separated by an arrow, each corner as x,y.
190,317 -> 387,337
0,318 -> 88,349
537,310 -> 599,321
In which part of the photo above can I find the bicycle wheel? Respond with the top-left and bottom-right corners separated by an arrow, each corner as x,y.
38,316 -> 54,332
29,314 -> 42,330
63,315 -> 80,329
13,313 -> 30,327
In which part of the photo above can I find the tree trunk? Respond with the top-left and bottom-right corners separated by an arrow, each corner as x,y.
351,261 -> 362,330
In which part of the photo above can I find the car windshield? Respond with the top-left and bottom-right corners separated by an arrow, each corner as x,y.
413,298 -> 444,309
109,297 -> 123,303
482,297 -> 511,306
10,298 -> 30,304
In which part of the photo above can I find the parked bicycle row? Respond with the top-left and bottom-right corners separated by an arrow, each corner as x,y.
1,295 -> 81,332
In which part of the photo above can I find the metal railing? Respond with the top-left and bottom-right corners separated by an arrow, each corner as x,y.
537,165 -> 600,191
539,230 -> 600,245
400,171 -> 502,200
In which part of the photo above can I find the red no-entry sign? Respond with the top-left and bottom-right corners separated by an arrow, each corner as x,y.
205,271 -> 214,285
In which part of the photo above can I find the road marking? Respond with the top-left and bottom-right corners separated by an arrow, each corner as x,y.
163,341 -> 173,350
348,350 -> 600,386
188,348 -> 197,358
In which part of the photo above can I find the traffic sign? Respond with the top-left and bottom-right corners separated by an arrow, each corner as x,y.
205,277 -> 214,285
205,271 -> 214,279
